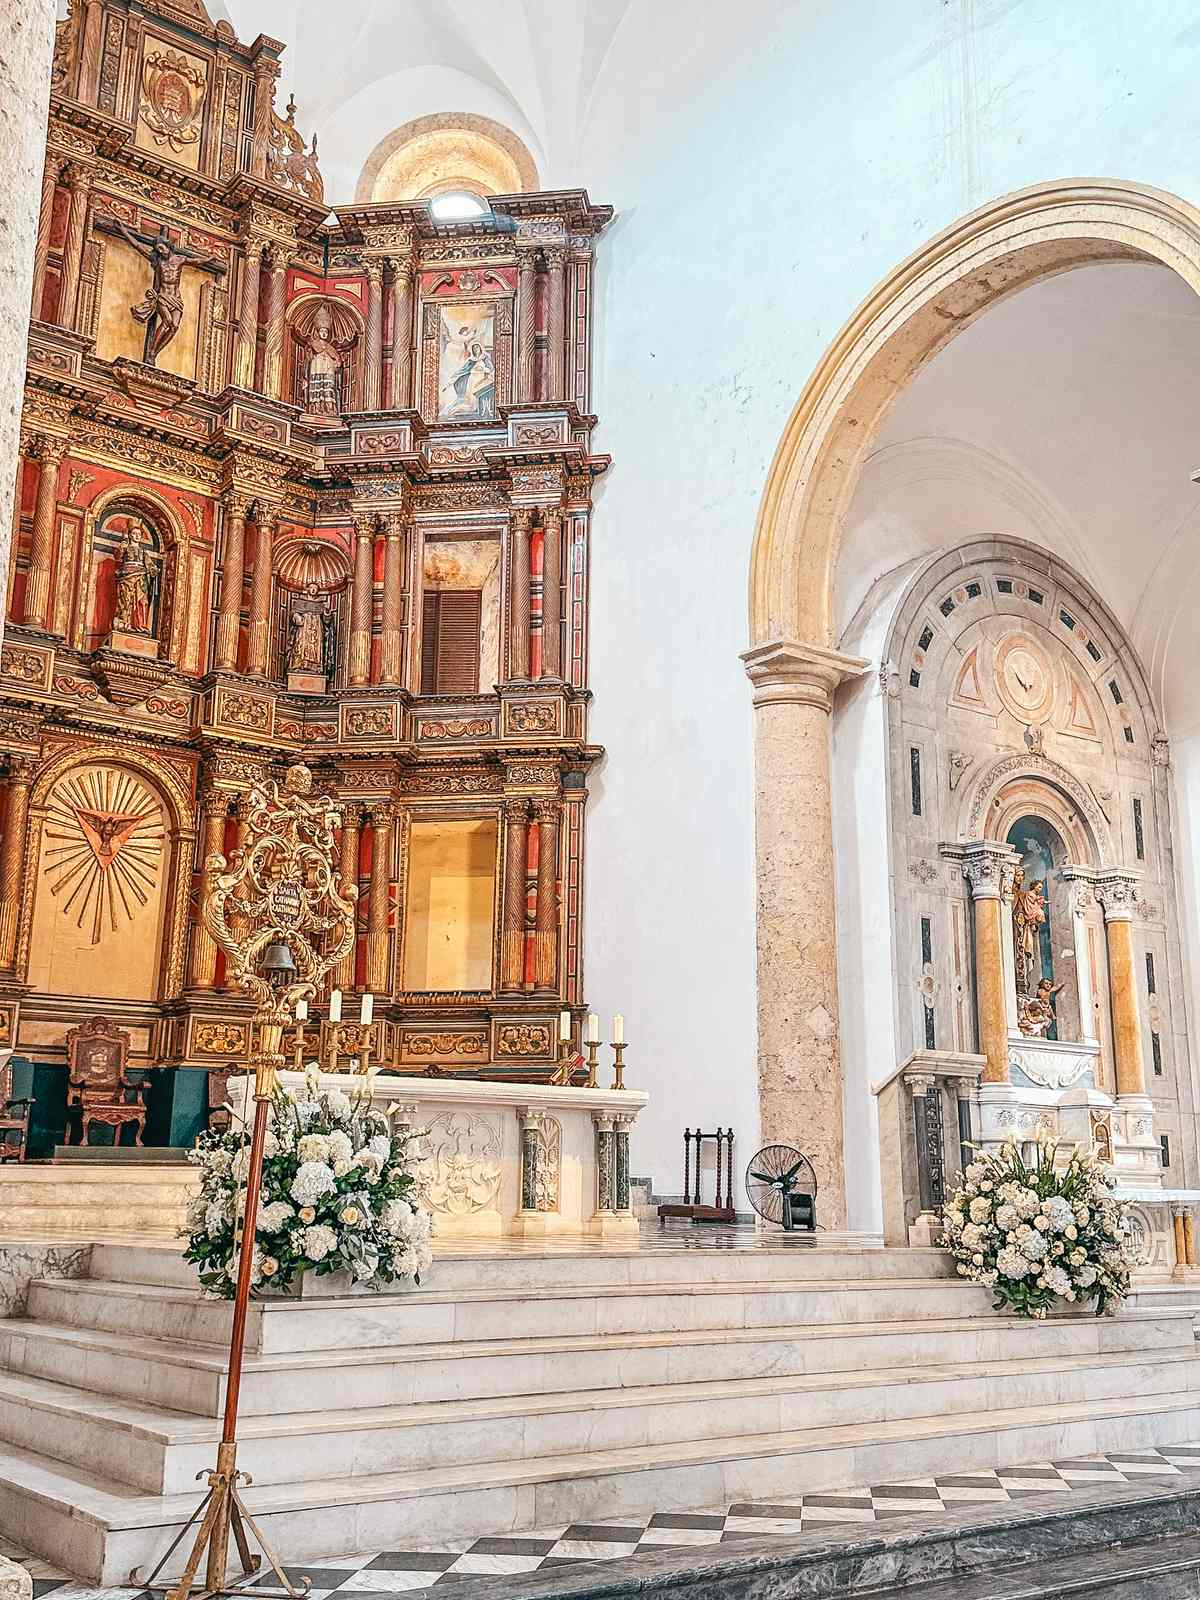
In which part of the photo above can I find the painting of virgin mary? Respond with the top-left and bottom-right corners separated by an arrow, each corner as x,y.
437,302 -> 496,421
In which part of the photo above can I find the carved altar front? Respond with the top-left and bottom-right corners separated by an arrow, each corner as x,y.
0,0 -> 613,1143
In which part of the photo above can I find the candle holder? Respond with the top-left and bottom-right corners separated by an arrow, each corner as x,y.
325,1023 -> 341,1077
584,1037 -> 600,1089
611,1040 -> 627,1091
549,1032 -> 574,1087
356,1025 -> 373,1077
291,1020 -> 305,1074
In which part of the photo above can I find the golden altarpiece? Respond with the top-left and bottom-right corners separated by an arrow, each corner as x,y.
0,0 -> 611,1152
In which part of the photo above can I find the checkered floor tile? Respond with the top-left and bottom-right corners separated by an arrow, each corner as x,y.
16,1443 -> 1200,1597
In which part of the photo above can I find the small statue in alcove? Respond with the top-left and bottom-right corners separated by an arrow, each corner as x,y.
1019,977 -> 1065,1038
287,584 -> 326,674
112,520 -> 159,636
297,301 -> 359,414
1011,867 -> 1047,998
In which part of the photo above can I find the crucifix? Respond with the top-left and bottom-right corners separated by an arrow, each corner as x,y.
96,214 -> 225,365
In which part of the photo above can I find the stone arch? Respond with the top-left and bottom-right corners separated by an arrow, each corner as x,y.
749,178 -> 1200,649
355,112 -> 539,204
963,752 -> 1112,864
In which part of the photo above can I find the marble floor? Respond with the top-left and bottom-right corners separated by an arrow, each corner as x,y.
10,1440 -> 1200,1599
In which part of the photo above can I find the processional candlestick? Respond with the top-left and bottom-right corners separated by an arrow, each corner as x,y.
135,765 -> 356,1600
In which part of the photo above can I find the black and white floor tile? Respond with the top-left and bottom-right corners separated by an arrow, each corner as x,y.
16,1443 -> 1200,1598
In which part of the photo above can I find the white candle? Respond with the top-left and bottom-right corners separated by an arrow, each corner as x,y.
295,999 -> 308,1022
329,989 -> 342,1023
559,1009 -> 571,1041
613,1013 -> 624,1045
360,992 -> 374,1025
586,1013 -> 599,1043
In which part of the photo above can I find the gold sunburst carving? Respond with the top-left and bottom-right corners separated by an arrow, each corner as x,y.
44,769 -> 165,944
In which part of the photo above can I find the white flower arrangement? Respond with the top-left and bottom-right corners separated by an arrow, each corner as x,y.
184,1067 -> 433,1298
941,1138 -> 1137,1319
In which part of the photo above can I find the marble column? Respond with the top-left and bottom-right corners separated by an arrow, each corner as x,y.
1068,878 -> 1100,1044
348,515 -> 375,686
544,247 -> 567,401
532,799 -> 560,992
593,1112 -> 616,1215
232,237 -> 265,390
519,1106 -> 544,1212
540,508 -> 562,679
379,514 -> 405,685
245,508 -> 276,677
58,162 -> 92,332
261,248 -> 288,400
389,256 -> 414,409
500,798 -> 530,991
1186,1209 -> 1198,1268
336,809 -> 361,991
516,248 -> 538,402
956,842 -> 1021,1086
213,493 -> 249,670
1094,872 -> 1148,1101
740,639 -> 869,1229
365,805 -> 393,996
0,758 -> 35,970
23,434 -> 65,631
30,152 -> 63,318
188,788 -> 230,990
508,508 -> 533,681
1173,1207 -> 1187,1269
363,261 -> 384,411
613,1113 -> 634,1214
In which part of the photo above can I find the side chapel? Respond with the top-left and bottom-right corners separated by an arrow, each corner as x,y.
0,0 -> 610,1152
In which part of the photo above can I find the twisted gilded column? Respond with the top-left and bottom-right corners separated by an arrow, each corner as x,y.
261,248 -> 288,400
336,808 -> 362,991
31,153 -> 63,318
389,256 -> 414,409
213,492 -> 249,670
508,507 -> 533,681
741,639 -> 870,1230
379,514 -> 405,685
544,246 -> 567,401
532,799 -> 560,991
540,508 -> 563,679
954,842 -> 1020,1086
249,58 -> 277,180
516,249 -> 538,401
245,508 -> 277,677
366,805 -> 393,996
232,237 -> 265,389
23,435 -> 66,631
363,260 -> 384,410
501,798 -> 530,991
1094,872 -> 1148,1101
188,788 -> 230,989
58,163 -> 92,331
348,515 -> 375,686
0,758 -> 35,970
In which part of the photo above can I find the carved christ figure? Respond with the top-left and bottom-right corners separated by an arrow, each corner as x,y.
103,216 -> 223,365
112,521 -> 158,635
301,303 -> 358,414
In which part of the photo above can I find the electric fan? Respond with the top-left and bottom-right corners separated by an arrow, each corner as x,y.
745,1145 -> 817,1230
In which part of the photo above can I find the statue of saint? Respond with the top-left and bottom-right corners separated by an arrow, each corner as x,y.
298,302 -> 358,414
1011,867 -> 1047,998
1019,977 -> 1065,1038
287,584 -> 326,674
111,521 -> 158,635
99,215 -> 223,365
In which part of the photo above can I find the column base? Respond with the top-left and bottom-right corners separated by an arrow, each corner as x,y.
907,1211 -> 942,1247
508,1211 -> 557,1238
586,1212 -> 639,1238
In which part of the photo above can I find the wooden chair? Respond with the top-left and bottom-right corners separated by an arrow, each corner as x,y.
66,1016 -> 145,1147
0,1055 -> 32,1163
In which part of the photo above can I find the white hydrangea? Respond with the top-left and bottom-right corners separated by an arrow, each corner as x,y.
968,1197 -> 992,1224
205,1199 -> 230,1238
257,1200 -> 294,1233
960,1222 -> 986,1251
208,1148 -> 232,1176
185,1195 -> 208,1229
301,1223 -> 337,1262
1075,1262 -> 1098,1287
996,1246 -> 1032,1279
1043,1265 -> 1072,1297
290,1160 -> 336,1206
327,1130 -> 353,1165
1040,1195 -> 1075,1234
325,1090 -> 352,1121
965,1161 -> 988,1184
380,1198 -> 414,1237
1014,1188 -> 1041,1219
369,1134 -> 392,1163
1015,1224 -> 1048,1260
297,1133 -> 330,1164
995,1203 -> 1018,1231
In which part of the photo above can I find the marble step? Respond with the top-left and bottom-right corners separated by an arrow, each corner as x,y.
1,1305 -> 1189,1420
0,1345 -> 1195,1496
87,1239 -> 957,1292
7,1386 -> 1200,1583
25,1274 -> 1001,1352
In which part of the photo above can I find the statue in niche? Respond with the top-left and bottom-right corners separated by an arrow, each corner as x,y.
1019,977 -> 1065,1038
286,584 -> 337,679
294,300 -> 359,414
111,520 -> 160,636
97,214 -> 223,366
1011,867 -> 1047,999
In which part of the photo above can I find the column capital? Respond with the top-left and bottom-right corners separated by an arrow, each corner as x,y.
943,840 -> 1020,900
5,756 -> 37,785
364,257 -> 386,284
741,638 -> 870,712
353,512 -> 376,541
504,796 -> 531,822
62,160 -> 93,193
32,433 -> 68,464
1092,869 -> 1141,922
200,786 -> 232,819
531,797 -> 561,825
906,1073 -> 938,1099
369,802 -> 396,829
517,1105 -> 546,1130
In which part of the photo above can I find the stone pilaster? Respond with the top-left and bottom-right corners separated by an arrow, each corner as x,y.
593,1112 -> 615,1216
518,1106 -> 544,1212
740,638 -> 869,1229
